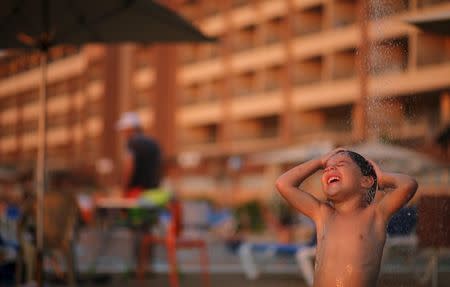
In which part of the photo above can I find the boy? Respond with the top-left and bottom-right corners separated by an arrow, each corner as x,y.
275,149 -> 418,287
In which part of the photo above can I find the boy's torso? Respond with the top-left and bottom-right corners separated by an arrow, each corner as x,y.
313,205 -> 386,287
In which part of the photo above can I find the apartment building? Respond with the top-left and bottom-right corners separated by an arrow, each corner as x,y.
0,0 -> 449,194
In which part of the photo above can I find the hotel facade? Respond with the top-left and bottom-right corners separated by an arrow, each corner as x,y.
0,0 -> 449,195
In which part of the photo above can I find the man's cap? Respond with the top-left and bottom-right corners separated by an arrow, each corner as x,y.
116,112 -> 142,130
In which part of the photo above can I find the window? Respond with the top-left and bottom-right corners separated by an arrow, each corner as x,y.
292,56 -> 323,86
369,37 -> 408,75
179,84 -> 199,105
369,0 -> 409,20
333,0 -> 356,28
233,25 -> 257,52
292,5 -> 324,36
417,34 -> 450,67
333,49 -> 356,79
264,65 -> 283,92
232,0 -> 248,8
135,46 -> 153,69
264,17 -> 284,44
233,71 -> 256,97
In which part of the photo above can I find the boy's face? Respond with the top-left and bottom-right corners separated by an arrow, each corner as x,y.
321,152 -> 365,201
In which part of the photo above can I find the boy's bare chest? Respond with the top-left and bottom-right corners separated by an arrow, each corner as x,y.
313,210 -> 386,287
327,215 -> 374,240
317,211 -> 385,258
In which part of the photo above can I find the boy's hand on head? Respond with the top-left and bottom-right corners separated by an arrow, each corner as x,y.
370,159 -> 418,221
320,148 -> 346,168
367,159 -> 385,189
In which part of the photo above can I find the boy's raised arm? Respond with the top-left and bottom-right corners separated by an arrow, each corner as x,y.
275,157 -> 326,222
371,161 -> 418,222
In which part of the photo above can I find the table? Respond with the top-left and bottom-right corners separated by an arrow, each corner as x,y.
90,197 -> 164,272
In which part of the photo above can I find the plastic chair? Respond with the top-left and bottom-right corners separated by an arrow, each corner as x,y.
381,206 -> 418,274
138,199 -> 210,287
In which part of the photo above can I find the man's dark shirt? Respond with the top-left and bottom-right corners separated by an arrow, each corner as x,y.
127,134 -> 161,189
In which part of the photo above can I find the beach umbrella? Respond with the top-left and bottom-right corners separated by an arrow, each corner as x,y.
0,0 -> 214,285
350,141 -> 441,174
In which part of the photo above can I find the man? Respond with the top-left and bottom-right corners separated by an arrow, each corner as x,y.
116,112 -> 166,271
117,112 -> 162,198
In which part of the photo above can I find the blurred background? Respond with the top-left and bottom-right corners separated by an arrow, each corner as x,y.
0,0 -> 449,286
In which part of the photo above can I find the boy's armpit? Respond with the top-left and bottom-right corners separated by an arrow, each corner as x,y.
317,201 -> 333,221
276,180 -> 321,218
375,179 -> 418,223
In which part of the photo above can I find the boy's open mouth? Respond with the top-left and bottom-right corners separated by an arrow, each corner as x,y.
327,176 -> 341,185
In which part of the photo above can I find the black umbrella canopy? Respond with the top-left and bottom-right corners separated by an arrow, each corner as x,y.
406,10 -> 450,36
0,0 -> 214,50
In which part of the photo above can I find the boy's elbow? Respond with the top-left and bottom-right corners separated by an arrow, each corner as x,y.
403,177 -> 418,200
275,178 -> 287,194
408,178 -> 419,194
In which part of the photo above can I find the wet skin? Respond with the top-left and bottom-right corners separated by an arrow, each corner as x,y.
313,154 -> 385,287
276,150 -> 418,287
313,204 -> 386,287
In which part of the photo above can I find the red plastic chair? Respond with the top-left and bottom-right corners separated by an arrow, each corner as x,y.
138,199 -> 210,287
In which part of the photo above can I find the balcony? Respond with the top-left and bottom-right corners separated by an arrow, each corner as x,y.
369,37 -> 408,76
231,43 -> 285,74
263,17 -> 284,45
177,102 -> 222,127
294,105 -> 353,144
22,132 -> 38,150
0,47 -> 79,80
232,24 -> 259,53
134,45 -> 154,69
179,124 -> 219,148
230,2 -> 255,28
417,34 -> 450,67
382,119 -> 429,142
47,127 -> 70,147
179,81 -> 221,106
232,115 -> 279,141
0,53 -> 86,97
368,0 -> 409,20
231,90 -> 283,120
418,0 -> 449,8
292,56 -> 323,86
133,67 -> 155,90
0,136 -> 17,152
292,78 -> 358,111
369,62 -> 450,98
332,48 -> 356,80
292,4 -> 324,37
333,0 -> 357,28
178,58 -> 224,85
295,105 -> 353,131
232,0 -> 247,9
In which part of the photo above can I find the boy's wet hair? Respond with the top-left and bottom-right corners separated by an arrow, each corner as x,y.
336,150 -> 378,203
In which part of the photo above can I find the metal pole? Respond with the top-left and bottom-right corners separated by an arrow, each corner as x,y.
432,249 -> 438,287
36,1 -> 50,285
36,49 -> 48,287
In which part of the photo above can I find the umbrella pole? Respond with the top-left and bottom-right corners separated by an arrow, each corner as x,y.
36,49 -> 48,287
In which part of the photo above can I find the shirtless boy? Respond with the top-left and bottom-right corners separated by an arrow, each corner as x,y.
275,149 -> 418,287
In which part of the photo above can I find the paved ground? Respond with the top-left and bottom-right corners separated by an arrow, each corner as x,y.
42,272 -> 450,287
4,227 -> 450,287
